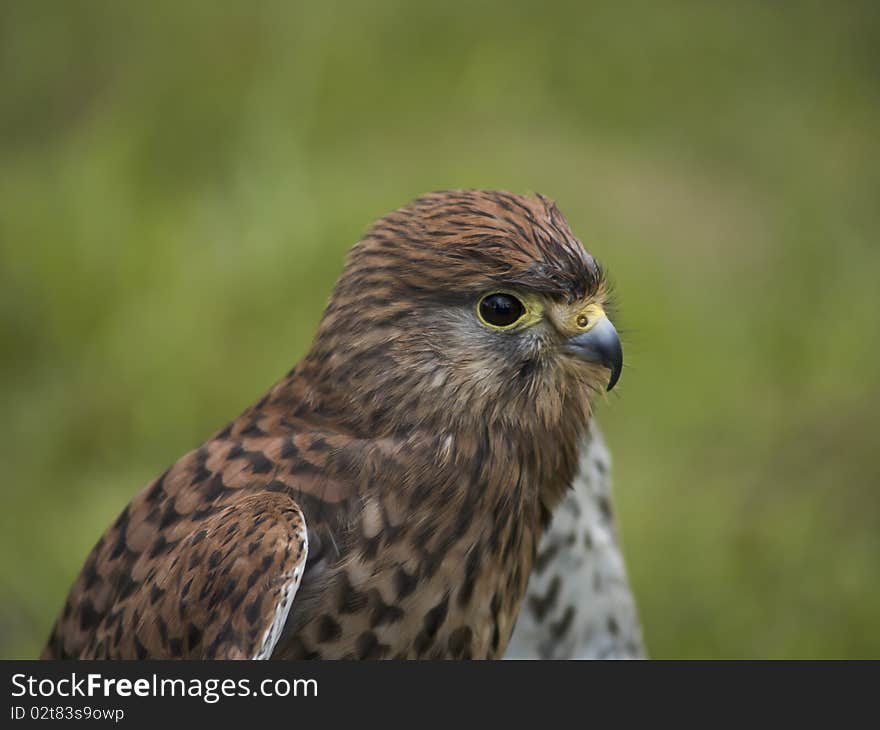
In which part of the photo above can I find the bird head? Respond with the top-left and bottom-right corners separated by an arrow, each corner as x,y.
303,190 -> 621,439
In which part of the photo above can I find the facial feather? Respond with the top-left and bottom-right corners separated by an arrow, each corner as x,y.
302,189 -> 611,446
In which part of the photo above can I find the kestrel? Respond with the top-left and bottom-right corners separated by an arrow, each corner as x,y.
42,190 -> 627,660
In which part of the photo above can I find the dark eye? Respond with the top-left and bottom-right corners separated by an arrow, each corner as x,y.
478,293 -> 526,328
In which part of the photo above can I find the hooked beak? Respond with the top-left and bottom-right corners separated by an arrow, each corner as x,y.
564,317 -> 623,391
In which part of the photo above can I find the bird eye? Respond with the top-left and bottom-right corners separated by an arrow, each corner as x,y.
478,293 -> 526,328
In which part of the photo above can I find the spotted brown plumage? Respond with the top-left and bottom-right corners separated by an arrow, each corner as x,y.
506,422 -> 645,659
42,189 -> 625,660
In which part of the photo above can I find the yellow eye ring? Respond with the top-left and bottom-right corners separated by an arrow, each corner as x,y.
477,292 -> 527,329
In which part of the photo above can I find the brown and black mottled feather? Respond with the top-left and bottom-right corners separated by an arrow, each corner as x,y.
43,190 -> 618,660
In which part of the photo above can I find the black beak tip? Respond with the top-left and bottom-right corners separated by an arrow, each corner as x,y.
605,333 -> 623,391
606,362 -> 621,391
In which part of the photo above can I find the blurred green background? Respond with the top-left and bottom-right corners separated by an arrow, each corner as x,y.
2,0 -> 878,659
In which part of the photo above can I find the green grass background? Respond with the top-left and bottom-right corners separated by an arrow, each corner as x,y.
2,1 -> 878,659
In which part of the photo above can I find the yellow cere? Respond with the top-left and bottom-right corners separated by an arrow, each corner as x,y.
546,300 -> 607,338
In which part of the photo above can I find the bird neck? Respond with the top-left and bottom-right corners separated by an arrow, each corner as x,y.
266,364 -> 587,524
